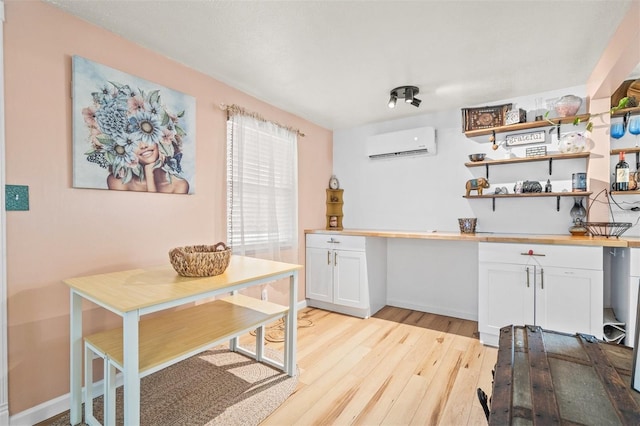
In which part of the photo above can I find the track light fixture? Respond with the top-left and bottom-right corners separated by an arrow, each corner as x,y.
388,86 -> 421,109
388,93 -> 398,108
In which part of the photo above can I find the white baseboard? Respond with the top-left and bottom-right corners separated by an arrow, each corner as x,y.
9,302 -> 310,425
385,299 -> 478,322
10,377 -> 111,426
296,299 -> 307,311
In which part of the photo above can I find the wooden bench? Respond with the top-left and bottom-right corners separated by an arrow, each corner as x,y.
83,294 -> 288,426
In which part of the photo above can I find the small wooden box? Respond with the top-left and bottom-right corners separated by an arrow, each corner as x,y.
484,325 -> 640,425
461,103 -> 512,132
505,108 -> 527,125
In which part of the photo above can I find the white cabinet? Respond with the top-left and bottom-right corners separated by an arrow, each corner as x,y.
479,243 -> 603,346
611,247 -> 640,347
305,233 -> 386,318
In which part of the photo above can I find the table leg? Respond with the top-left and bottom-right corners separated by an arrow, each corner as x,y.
285,271 -> 298,376
83,342 -> 93,423
122,311 -> 140,425
70,291 -> 83,425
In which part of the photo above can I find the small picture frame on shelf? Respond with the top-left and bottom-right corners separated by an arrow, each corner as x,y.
526,146 -> 547,158
329,216 -> 338,228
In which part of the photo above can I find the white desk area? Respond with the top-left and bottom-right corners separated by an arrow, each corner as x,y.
64,255 -> 302,426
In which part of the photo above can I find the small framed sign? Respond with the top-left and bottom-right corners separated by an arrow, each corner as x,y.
506,130 -> 546,146
526,146 -> 547,158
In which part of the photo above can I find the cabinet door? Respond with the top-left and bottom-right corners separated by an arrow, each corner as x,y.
536,266 -> 603,338
306,247 -> 333,303
333,250 -> 368,309
479,263 -> 535,338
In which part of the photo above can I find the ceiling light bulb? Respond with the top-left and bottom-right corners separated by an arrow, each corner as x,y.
404,88 -> 414,104
388,94 -> 397,108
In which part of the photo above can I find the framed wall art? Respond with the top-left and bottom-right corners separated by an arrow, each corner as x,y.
72,56 -> 196,194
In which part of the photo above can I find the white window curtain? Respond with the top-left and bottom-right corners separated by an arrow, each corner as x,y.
226,113 -> 298,261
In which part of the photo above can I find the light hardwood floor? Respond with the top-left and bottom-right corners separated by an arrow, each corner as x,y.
40,306 -> 497,426
255,306 -> 497,426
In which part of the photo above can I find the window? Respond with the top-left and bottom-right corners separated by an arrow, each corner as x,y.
226,114 -> 298,259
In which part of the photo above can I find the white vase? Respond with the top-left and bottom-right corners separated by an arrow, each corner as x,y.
559,132 -> 587,153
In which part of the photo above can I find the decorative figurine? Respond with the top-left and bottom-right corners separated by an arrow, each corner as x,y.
465,178 -> 490,196
545,179 -> 552,193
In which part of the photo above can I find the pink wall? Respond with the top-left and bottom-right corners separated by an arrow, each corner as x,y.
586,1 -> 640,221
4,1 -> 332,414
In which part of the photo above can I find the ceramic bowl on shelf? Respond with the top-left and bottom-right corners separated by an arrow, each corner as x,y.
554,95 -> 582,117
468,153 -> 486,162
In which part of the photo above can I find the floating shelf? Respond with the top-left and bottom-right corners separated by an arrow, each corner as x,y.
463,191 -> 592,199
610,191 -> 640,195
463,114 -> 591,138
465,152 -> 590,168
465,152 -> 590,179
610,147 -> 640,155
464,191 -> 592,212
611,106 -> 640,118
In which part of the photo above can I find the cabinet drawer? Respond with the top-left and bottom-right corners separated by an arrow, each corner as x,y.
479,242 -> 602,270
306,234 -> 366,251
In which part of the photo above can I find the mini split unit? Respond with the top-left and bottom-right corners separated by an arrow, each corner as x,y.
367,126 -> 437,159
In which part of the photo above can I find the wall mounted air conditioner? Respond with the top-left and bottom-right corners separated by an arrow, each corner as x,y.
366,126 -> 436,159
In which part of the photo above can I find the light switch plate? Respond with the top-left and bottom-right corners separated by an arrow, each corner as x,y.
6,185 -> 29,211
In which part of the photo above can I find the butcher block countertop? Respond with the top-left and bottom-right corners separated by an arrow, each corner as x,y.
305,229 -> 630,247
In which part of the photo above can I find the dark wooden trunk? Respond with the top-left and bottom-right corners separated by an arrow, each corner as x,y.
482,325 -> 640,425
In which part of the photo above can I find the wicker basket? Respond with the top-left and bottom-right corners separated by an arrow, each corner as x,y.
169,243 -> 231,277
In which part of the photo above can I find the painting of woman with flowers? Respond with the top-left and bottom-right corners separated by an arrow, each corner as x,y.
72,56 -> 195,193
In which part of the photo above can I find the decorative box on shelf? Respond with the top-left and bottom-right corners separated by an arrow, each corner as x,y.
461,103 -> 512,132
505,108 -> 527,125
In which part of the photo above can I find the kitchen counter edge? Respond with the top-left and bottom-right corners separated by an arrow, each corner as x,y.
305,229 -> 631,247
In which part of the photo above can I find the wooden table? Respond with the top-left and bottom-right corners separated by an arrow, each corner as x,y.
484,325 -> 640,425
64,255 -> 302,426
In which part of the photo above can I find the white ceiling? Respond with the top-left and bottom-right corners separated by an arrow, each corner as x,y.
45,0 -> 633,130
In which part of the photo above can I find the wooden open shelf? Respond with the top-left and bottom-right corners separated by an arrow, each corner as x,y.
463,191 -> 592,200
465,152 -> 590,168
610,147 -> 640,155
463,114 -> 590,138
611,106 -> 640,118
464,191 -> 592,212
611,190 -> 640,195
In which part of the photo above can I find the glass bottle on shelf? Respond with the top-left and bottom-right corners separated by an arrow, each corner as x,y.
615,151 -> 629,191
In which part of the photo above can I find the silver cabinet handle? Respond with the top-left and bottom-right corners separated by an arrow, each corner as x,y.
526,267 -> 530,287
327,251 -> 331,265
540,268 -> 544,289
334,252 -> 337,266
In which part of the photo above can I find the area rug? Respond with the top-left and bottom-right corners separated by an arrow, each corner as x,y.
49,346 -> 298,425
